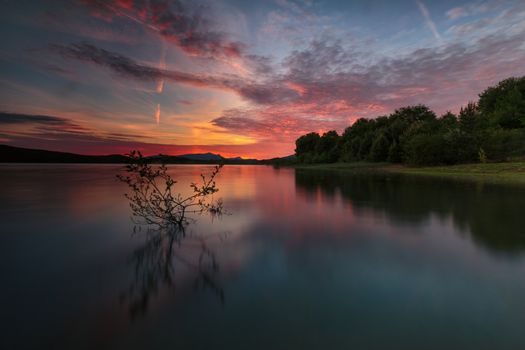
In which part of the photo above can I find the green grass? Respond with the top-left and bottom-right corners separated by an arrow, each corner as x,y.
294,161 -> 525,186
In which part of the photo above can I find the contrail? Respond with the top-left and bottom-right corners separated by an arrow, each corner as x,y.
156,45 -> 166,94
155,44 -> 166,125
416,0 -> 442,41
155,103 -> 160,125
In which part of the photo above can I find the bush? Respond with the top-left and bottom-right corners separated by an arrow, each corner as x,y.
370,133 -> 390,161
483,129 -> 525,161
403,132 -> 460,166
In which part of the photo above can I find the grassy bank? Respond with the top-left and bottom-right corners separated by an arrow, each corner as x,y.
294,161 -> 525,186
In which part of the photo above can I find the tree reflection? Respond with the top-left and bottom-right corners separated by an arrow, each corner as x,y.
119,225 -> 225,319
117,152 -> 225,318
295,169 -> 525,254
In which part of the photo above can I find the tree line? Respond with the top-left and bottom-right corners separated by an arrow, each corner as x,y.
295,77 -> 525,165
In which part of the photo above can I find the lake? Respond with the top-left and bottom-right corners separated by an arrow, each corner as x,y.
1,164 -> 525,349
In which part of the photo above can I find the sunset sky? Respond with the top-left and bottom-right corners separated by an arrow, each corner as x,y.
1,0 -> 525,158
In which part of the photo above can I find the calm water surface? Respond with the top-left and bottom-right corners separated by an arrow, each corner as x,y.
1,164 -> 525,349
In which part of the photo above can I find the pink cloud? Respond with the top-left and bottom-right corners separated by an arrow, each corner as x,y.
80,0 -> 244,59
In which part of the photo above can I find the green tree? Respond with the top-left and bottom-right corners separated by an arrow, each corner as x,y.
370,133 -> 390,161
457,102 -> 490,162
315,131 -> 341,163
295,76 -> 525,166
295,132 -> 320,163
478,77 -> 525,129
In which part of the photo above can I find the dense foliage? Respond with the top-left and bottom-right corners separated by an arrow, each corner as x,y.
295,77 -> 525,165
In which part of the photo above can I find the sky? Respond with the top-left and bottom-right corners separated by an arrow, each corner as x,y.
1,0 -> 524,159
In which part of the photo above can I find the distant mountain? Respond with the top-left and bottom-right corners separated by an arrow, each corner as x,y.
175,153 -> 259,163
178,152 -> 224,161
148,152 -> 260,164
0,145 -> 267,164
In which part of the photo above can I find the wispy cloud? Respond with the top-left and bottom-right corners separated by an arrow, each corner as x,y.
0,112 -> 281,158
416,0 -> 442,41
211,29 -> 525,144
79,0 -> 244,59
49,22 -> 525,152
49,41 -> 299,105
0,112 -> 71,125
446,1 -> 496,20
50,42 -> 235,88
6,0 -> 525,158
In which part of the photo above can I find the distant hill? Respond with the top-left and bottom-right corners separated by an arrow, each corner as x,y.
0,144 -> 128,163
261,154 -> 297,166
150,153 -> 260,164
178,152 -> 224,161
176,152 -> 262,163
0,144 -> 266,164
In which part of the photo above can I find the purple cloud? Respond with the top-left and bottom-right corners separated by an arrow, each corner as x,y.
80,0 -> 244,58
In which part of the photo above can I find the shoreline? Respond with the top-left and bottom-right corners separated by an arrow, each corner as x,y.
293,161 -> 525,186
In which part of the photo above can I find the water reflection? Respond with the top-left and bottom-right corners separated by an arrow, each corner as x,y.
295,169 -> 525,254
3,165 -> 525,349
119,225 -> 224,319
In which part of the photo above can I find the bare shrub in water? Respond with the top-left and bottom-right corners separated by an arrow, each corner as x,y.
117,150 -> 224,230
117,151 -> 225,318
